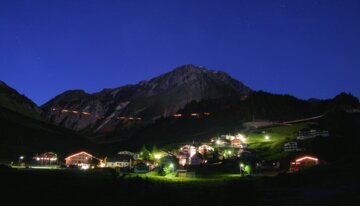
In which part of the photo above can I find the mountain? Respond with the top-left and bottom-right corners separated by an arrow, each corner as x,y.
0,81 -> 90,161
42,64 -> 252,134
0,81 -> 42,119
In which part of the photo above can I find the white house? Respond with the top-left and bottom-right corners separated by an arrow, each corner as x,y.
106,152 -> 135,170
198,144 -> 214,154
297,129 -> 329,140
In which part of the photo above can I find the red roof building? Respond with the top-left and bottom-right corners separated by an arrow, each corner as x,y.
289,156 -> 319,173
65,151 -> 103,169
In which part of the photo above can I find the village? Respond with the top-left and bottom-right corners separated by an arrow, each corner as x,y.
12,123 -> 329,180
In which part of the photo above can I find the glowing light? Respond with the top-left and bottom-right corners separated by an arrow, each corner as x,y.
216,140 -> 221,145
240,163 -> 244,168
203,112 -> 210,116
227,150 -> 232,155
65,151 -> 94,160
191,113 -> 199,117
81,164 -> 90,170
173,114 -> 182,117
179,158 -> 186,166
190,146 -> 196,157
295,156 -> 318,162
82,112 -> 91,116
154,154 -> 161,159
198,144 -> 214,152
169,163 -> 174,169
19,156 -> 24,160
265,135 -> 270,140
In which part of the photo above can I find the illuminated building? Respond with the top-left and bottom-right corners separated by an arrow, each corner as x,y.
65,151 -> 103,169
231,139 -> 241,146
284,142 -> 304,152
33,152 -> 58,165
198,144 -> 214,155
297,129 -> 329,140
289,155 -> 319,173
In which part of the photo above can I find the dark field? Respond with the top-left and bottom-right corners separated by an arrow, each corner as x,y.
1,163 -> 360,206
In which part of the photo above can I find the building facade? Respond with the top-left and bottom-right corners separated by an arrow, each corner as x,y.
65,151 -> 103,169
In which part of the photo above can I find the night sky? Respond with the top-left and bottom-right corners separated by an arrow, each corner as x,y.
1,0 -> 359,105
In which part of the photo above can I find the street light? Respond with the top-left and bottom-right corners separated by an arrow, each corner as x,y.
169,163 -> 174,173
19,156 -> 24,166
240,163 -> 244,175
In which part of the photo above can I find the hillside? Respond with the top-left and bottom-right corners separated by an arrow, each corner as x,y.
0,105 -> 90,162
0,80 -> 42,119
105,91 -> 359,151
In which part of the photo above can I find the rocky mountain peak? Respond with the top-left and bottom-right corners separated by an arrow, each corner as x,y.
42,64 -> 252,134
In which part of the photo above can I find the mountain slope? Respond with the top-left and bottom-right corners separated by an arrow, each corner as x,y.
42,64 -> 252,134
0,81 -> 90,161
0,81 -> 42,119
111,92 -> 360,151
0,105 -> 90,161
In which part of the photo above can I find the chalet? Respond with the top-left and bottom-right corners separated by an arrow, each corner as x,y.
231,139 -> 241,146
225,135 -> 235,141
105,151 -> 138,171
180,144 -> 197,157
33,152 -> 58,165
284,142 -> 301,152
106,155 -> 133,171
297,129 -> 329,140
198,144 -> 214,155
289,155 -> 319,173
65,151 -> 103,169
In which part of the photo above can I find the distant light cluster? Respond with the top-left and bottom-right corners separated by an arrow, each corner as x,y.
50,108 -> 142,121
173,112 -> 211,118
51,108 -> 211,121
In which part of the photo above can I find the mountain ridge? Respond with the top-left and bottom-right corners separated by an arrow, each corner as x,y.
41,64 -> 252,133
0,80 -> 43,119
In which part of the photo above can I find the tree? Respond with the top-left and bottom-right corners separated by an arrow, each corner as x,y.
139,145 -> 151,161
244,165 -> 252,175
151,145 -> 159,155
158,164 -> 173,176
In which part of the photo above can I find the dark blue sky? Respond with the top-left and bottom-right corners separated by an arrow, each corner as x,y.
1,0 -> 359,105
